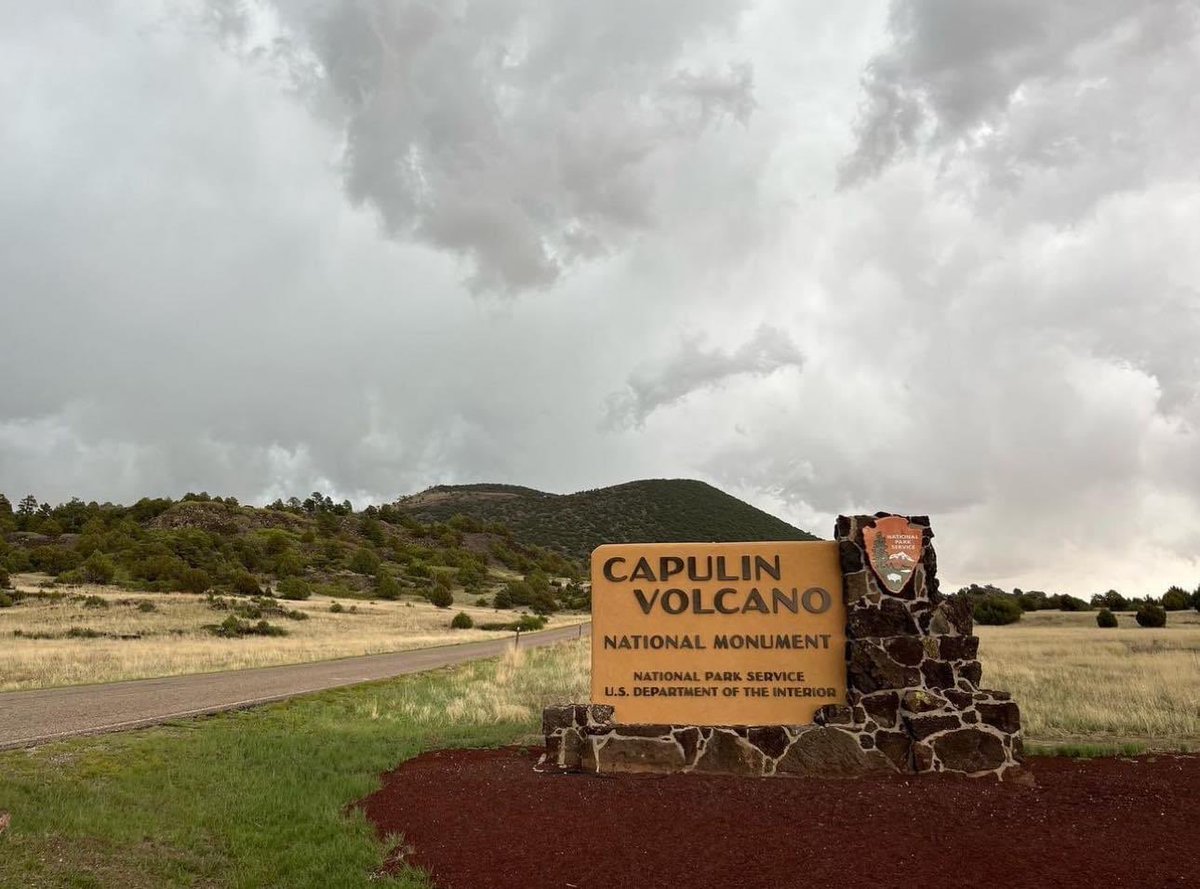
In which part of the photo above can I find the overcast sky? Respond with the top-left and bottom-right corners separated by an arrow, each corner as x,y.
3,0 -> 1199,596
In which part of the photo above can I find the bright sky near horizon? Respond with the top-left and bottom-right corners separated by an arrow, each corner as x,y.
2,1 -> 1199,597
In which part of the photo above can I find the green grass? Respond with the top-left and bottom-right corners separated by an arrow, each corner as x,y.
0,644 -> 582,888
1024,742 -> 1148,758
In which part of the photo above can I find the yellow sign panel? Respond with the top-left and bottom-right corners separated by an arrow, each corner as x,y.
591,541 -> 846,725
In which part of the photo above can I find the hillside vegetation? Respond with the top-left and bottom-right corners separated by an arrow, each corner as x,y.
0,480 -> 814,618
0,491 -> 585,618
397,479 -> 818,560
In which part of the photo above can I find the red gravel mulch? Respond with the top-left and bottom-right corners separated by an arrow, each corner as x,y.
359,746 -> 1200,889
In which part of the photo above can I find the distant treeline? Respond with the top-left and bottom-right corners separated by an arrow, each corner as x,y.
954,582 -> 1200,625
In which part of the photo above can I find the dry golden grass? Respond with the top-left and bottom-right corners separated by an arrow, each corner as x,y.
7,571 -> 1197,750
357,640 -> 591,729
978,609 -> 1200,748
400,608 -> 1200,750
0,575 -> 585,691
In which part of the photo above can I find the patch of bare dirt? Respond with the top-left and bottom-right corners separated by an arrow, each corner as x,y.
361,747 -> 1200,889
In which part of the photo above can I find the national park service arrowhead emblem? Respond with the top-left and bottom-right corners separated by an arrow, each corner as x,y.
864,516 -> 924,594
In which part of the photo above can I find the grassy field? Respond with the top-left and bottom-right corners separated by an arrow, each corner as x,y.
978,608 -> 1200,752
0,642 -> 588,889
1,609 -> 1197,886
0,575 -> 585,691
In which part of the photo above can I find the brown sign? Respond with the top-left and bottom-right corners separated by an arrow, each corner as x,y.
863,516 -> 924,593
590,541 -> 846,725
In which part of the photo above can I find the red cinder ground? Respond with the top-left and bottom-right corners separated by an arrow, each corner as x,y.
359,747 -> 1200,889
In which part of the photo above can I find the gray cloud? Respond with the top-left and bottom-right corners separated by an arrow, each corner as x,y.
840,0 -> 1200,209
3,1 -> 1200,597
603,325 -> 803,430
212,0 -> 755,293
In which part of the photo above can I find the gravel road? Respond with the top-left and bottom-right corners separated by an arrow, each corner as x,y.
0,622 -> 589,750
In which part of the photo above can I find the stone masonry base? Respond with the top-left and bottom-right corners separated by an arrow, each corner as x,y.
542,693 -> 1023,780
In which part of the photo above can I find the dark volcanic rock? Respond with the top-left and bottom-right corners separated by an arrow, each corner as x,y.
844,570 -> 871,604
901,689 -> 948,714
814,704 -> 854,726
937,635 -> 980,660
607,724 -> 673,739
885,635 -> 926,667
977,702 -> 1022,734
585,737 -> 686,774
906,714 -> 962,740
921,659 -> 955,690
673,727 -> 702,764
693,730 -> 766,776
587,704 -> 616,724
928,598 -> 973,635
848,642 -> 921,693
873,731 -> 912,772
838,540 -> 864,573
777,727 -> 891,777
943,689 -> 974,710
862,691 -> 900,728
847,599 -> 918,638
543,705 -> 574,734
748,726 -> 790,760
933,729 -> 1007,774
958,660 -> 983,686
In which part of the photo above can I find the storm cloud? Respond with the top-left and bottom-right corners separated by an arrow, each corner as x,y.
213,0 -> 756,293
2,0 -> 1198,596
603,325 -> 803,430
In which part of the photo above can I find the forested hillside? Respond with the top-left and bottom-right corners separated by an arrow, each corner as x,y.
0,480 -> 817,614
397,478 -> 818,561
0,492 -> 584,616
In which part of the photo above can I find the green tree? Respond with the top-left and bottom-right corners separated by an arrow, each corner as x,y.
1091,589 -> 1129,612
427,587 -> 453,608
1161,586 -> 1190,611
972,594 -> 1022,626
82,551 -> 116,585
502,579 -> 533,607
349,548 -> 380,575
15,494 -> 38,531
276,578 -> 312,600
359,516 -> 384,545
375,571 -> 401,601
5,548 -> 32,573
273,550 -> 306,578
230,572 -> 262,596
1135,602 -> 1167,628
1096,608 -> 1118,628
450,611 -> 474,629
456,562 -> 487,591
32,546 -> 81,575
177,568 -> 211,595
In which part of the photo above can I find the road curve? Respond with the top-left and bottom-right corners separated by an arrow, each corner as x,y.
0,623 -> 590,751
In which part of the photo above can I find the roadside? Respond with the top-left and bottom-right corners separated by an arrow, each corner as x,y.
0,623 -> 589,750
0,574 -> 587,691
